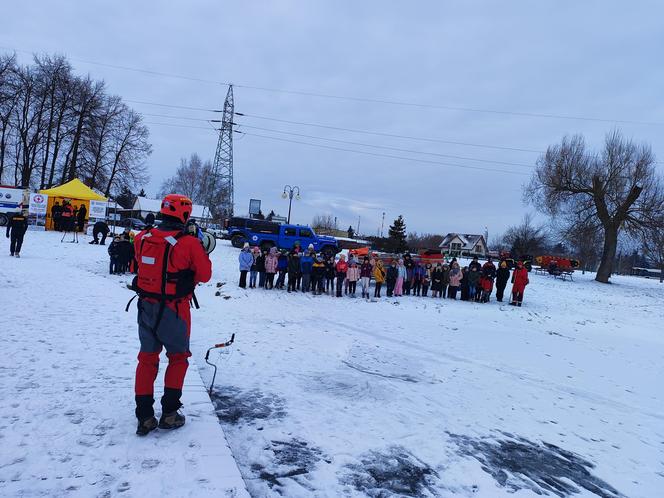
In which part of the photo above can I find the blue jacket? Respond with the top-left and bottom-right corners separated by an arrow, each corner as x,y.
238,250 -> 254,271
277,254 -> 288,271
413,265 -> 426,280
300,254 -> 314,274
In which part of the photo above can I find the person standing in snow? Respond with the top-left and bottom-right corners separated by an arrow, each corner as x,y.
345,253 -> 357,295
51,201 -> 62,231
346,260 -> 360,297
6,210 -> 28,257
325,255 -> 336,295
287,249 -> 301,292
256,249 -> 267,288
403,253 -> 415,295
264,246 -> 279,289
76,203 -> 87,233
495,260 -> 510,302
447,262 -> 462,299
468,256 -> 482,273
510,260 -> 529,306
460,267 -> 470,301
412,261 -> 424,296
373,259 -> 386,298
431,263 -> 443,297
300,249 -> 314,292
467,266 -> 480,302
386,260 -> 398,297
335,254 -> 348,297
276,251 -> 288,289
394,259 -> 406,296
421,263 -> 432,297
133,194 -> 212,435
238,243 -> 253,288
441,263 -> 450,299
312,255 -> 326,295
480,257 -> 497,302
360,256 -> 373,299
249,246 -> 260,288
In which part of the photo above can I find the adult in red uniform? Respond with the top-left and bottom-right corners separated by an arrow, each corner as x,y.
133,194 -> 212,435
510,260 -> 529,306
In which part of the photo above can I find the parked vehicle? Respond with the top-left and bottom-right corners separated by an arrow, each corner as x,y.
119,217 -> 147,230
0,186 -> 29,226
227,217 -> 339,257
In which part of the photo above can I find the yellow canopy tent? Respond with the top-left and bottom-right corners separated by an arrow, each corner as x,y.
40,179 -> 107,230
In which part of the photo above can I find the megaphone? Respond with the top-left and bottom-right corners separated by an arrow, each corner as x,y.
200,229 -> 216,254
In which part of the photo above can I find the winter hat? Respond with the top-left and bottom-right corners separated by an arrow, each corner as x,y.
243,242 -> 250,249
339,254 -> 346,259
308,243 -> 314,250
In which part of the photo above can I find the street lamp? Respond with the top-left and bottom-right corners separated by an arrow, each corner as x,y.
282,185 -> 300,224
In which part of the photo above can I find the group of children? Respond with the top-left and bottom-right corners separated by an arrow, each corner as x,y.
238,242 -> 531,306
107,228 -> 135,274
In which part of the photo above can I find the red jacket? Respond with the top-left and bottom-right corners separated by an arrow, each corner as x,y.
335,260 -> 348,274
511,267 -> 529,293
134,228 -> 212,298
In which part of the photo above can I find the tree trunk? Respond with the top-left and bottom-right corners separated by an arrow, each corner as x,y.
596,225 -> 618,283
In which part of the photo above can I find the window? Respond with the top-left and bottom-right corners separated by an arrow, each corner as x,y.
284,228 -> 296,236
451,242 -> 462,250
299,228 -> 312,238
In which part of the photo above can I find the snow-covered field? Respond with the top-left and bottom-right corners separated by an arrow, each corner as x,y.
2,231 -> 663,497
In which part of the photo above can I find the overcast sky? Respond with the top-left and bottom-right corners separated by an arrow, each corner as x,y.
4,1 -> 663,238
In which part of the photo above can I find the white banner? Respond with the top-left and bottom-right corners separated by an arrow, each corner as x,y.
29,193 -> 48,215
89,200 -> 108,219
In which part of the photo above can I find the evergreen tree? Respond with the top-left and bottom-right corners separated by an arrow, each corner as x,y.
388,215 -> 408,253
114,185 -> 136,209
138,188 -> 146,197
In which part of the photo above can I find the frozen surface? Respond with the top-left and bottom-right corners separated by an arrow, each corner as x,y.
2,231 -> 663,497
0,231 -> 248,498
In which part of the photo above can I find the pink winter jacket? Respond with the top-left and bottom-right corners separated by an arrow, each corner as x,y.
265,254 -> 279,273
448,269 -> 462,287
346,266 -> 360,282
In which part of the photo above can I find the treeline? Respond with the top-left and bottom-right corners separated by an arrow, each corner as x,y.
0,53 -> 151,196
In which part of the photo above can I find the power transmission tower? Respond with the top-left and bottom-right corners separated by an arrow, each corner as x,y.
209,85 -> 234,219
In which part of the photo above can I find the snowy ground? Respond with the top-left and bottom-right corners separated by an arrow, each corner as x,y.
2,232 -> 663,497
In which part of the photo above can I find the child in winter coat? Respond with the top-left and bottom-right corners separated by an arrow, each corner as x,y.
359,257 -> 373,299
257,250 -> 267,288
386,261 -> 398,297
312,256 -> 327,295
264,247 -> 279,289
460,267 -> 470,301
495,260 -> 510,302
373,259 -> 386,298
394,259 -> 407,296
510,261 -> 529,306
468,266 -> 480,301
249,247 -> 260,288
480,258 -> 496,302
421,263 -> 432,296
335,254 -> 348,297
325,256 -> 336,294
238,243 -> 254,288
276,251 -> 288,289
441,264 -> 450,298
412,263 -> 425,296
346,261 -> 360,297
117,238 -> 134,274
403,253 -> 415,295
300,251 -> 315,292
447,262 -> 462,299
431,263 -> 443,297
287,250 -> 301,292
108,236 -> 121,274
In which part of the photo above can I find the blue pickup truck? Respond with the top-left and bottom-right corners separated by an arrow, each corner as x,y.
227,217 -> 339,256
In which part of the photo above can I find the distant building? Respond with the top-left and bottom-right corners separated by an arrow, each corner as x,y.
439,233 -> 488,257
127,197 -> 211,221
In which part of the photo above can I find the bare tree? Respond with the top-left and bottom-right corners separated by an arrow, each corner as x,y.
159,153 -> 212,204
641,220 -> 664,283
312,214 -> 335,231
526,130 -> 663,283
500,213 -> 548,257
562,220 -> 602,274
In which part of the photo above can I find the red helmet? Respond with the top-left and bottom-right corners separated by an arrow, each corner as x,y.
160,194 -> 193,223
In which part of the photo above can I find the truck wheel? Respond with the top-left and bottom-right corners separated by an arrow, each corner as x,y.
231,234 -> 246,248
260,241 -> 274,252
0,213 -> 8,227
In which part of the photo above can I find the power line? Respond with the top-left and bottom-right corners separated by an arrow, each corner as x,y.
3,44 -> 661,126
235,123 -> 536,169
236,112 -> 543,153
236,131 -> 530,176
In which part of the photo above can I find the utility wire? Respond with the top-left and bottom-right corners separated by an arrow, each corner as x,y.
3,44 -> 660,126
235,130 -> 530,176
235,123 -> 536,169
236,112 -> 542,153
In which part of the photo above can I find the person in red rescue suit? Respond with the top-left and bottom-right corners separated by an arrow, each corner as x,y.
510,260 -> 529,306
133,194 -> 212,435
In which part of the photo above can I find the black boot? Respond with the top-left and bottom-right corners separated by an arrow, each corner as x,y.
159,387 -> 185,429
159,410 -> 186,430
136,416 -> 158,436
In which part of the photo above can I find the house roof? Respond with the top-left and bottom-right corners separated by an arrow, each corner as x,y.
439,233 -> 485,249
132,197 -> 210,219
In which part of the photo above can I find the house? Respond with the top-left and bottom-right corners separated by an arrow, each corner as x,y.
125,197 -> 211,221
439,233 -> 488,257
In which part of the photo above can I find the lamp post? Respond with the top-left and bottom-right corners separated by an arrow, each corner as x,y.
282,185 -> 300,224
